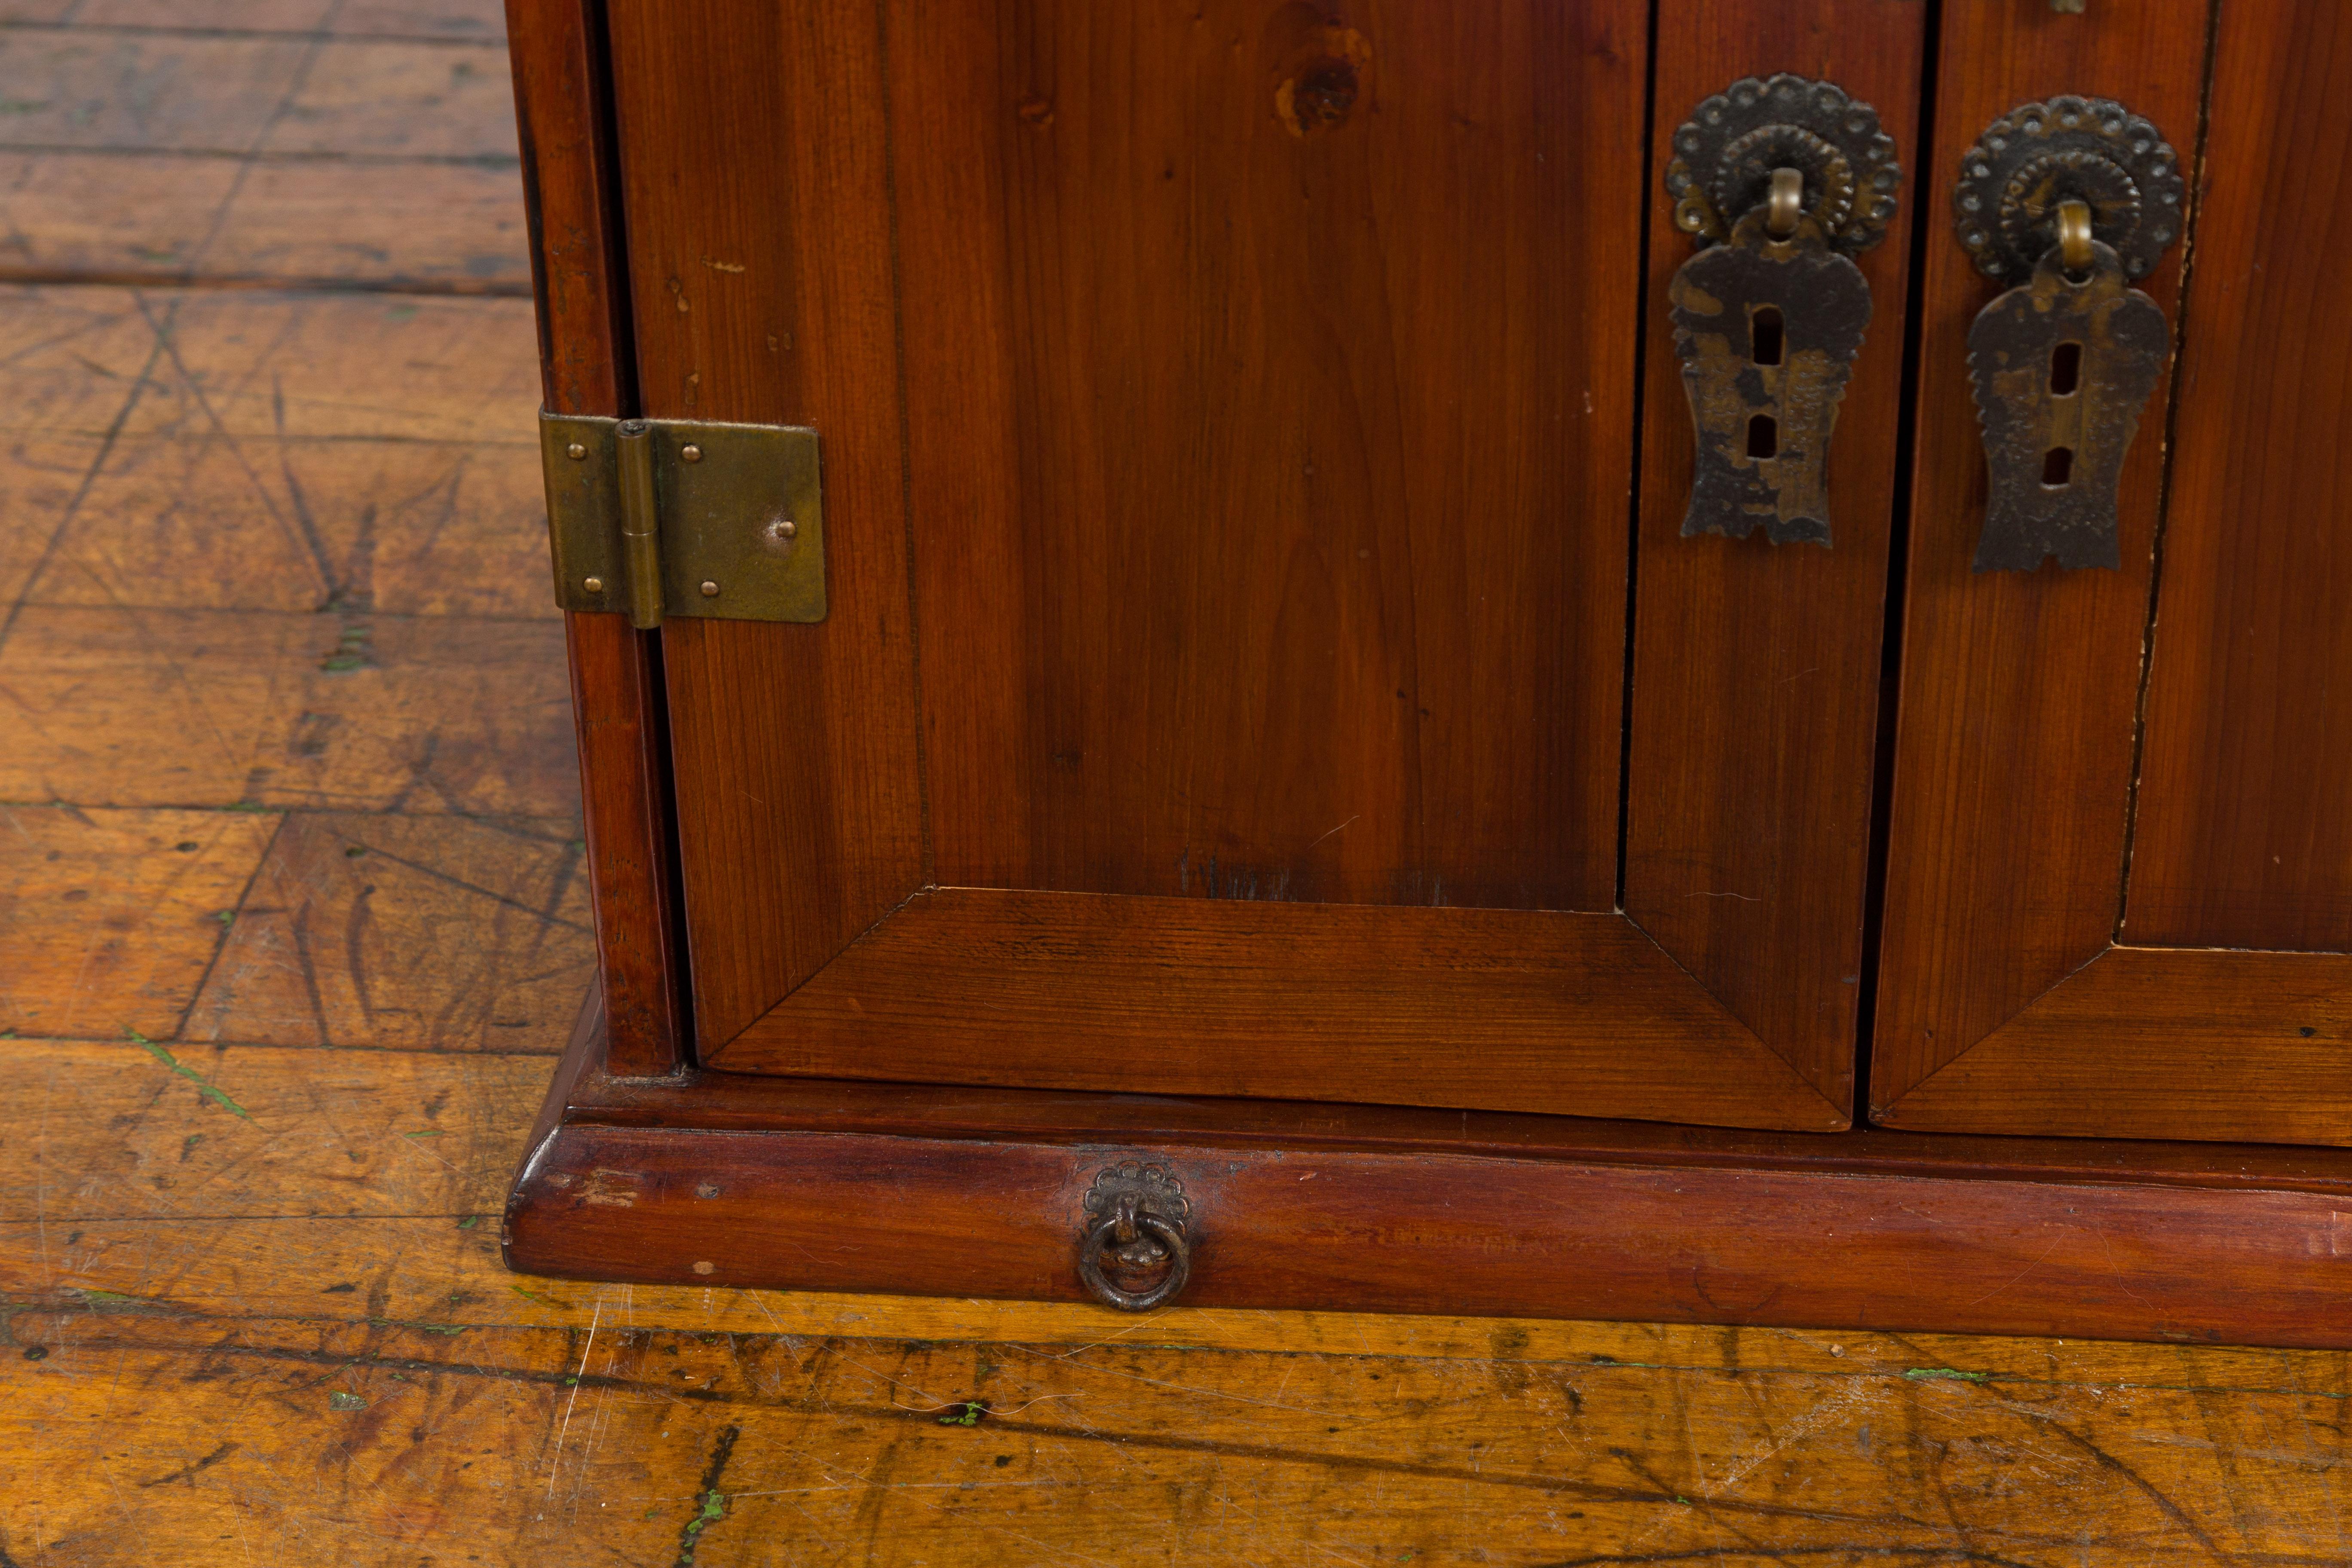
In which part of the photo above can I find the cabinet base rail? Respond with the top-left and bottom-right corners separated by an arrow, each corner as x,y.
506,998 -> 2352,1349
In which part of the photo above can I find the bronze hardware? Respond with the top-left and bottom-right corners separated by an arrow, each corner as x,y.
615,419 -> 662,628
1077,1161 -> 1192,1311
2055,196 -> 2095,276
1764,165 -> 1804,240
1664,75 -> 1900,546
539,410 -> 827,627
1954,97 -> 2183,570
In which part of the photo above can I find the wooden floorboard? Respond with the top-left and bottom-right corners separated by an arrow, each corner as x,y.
0,4 -> 526,293
0,5 -> 2344,1562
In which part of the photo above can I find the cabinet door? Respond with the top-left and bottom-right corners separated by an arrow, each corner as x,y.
604,0 -> 1920,1131
1874,0 -> 2352,1145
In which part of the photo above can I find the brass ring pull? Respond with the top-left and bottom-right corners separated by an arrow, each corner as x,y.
1076,1162 -> 1192,1311
1077,1200 -> 1190,1311
2055,197 -> 2095,277
1765,166 -> 1804,239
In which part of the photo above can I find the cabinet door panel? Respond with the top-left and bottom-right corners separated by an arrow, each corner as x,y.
889,0 -> 1630,914
607,0 -> 930,1053
610,0 -> 1916,1131
2124,3 -> 2352,956
1875,0 -> 2352,1145
1627,0 -> 1925,1110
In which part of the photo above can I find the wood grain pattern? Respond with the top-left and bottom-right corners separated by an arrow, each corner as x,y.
20,1033 -> 2349,1557
604,0 -> 926,1053
518,1009 -> 2352,1349
55,0 -> 507,28
0,18 -> 527,292
503,0 -> 628,414
0,151 -> 528,293
38,426 -> 556,619
511,1101 -> 2352,1349
0,806 -> 279,1041
0,1038 -> 545,1218
12,1309 -> 2347,1565
183,812 -> 594,1054
1878,946 -> 2352,1145
892,0 -> 1644,913
561,613 -> 684,1075
673,1 -> 1868,1131
1871,0 -> 2214,1114
1625,0 -> 1926,1112
705,888 -> 1844,1131
0,603 -> 575,814
506,0 -> 685,1074
11,10 -> 2352,1556
2125,2 -> 2352,954
577,1055 -> 2352,1191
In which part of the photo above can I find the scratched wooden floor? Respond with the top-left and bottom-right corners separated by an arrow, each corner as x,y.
0,7 -> 2346,1565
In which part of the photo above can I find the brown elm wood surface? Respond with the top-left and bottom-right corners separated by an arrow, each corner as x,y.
1877,945 -> 2352,1145
506,0 -> 685,1075
707,888 -> 1845,1130
1625,0 -> 1925,1116
1871,0 -> 2214,1116
513,1111 -> 2352,1348
2125,2 -> 2352,954
604,0 -> 928,1054
608,0 -> 1693,1096
888,0 -> 1641,914
6,5 -> 2352,1561
639,0 -> 1872,1131
1874,0 -> 2352,1145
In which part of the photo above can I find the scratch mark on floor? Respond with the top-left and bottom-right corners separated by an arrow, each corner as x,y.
545,1295 -> 601,1500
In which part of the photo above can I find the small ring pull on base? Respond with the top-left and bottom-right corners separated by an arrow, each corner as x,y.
1077,1207 -> 1191,1311
1076,1162 -> 1193,1311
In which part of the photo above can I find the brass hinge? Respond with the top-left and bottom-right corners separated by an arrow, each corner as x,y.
539,411 -> 826,628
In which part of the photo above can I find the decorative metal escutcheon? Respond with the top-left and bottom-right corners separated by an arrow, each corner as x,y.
1956,96 -> 2184,571
1076,1161 -> 1191,1311
1665,74 -> 1901,546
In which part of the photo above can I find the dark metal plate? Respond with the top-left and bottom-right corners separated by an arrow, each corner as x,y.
1968,244 -> 2168,572
1671,212 -> 1872,547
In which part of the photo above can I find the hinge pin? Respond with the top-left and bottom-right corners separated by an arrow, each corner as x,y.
615,420 -> 664,630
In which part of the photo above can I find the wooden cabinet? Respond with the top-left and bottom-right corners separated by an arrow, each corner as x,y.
1874,0 -> 2352,1147
502,0 -> 2352,1345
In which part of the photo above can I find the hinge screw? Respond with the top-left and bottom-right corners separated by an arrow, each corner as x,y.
682,444 -> 704,463
700,580 -> 720,597
583,576 -> 604,594
566,442 -> 587,461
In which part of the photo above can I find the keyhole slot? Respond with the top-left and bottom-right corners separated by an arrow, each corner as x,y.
1747,414 -> 1779,460
2049,340 -> 2083,396
1751,306 -> 1785,367
2043,446 -> 2074,487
